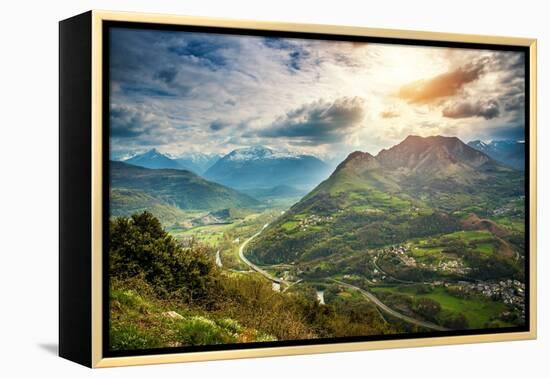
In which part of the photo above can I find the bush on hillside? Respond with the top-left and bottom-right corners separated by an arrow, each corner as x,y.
109,211 -> 218,304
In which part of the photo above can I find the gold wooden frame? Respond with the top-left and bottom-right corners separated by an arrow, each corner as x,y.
89,10 -> 537,368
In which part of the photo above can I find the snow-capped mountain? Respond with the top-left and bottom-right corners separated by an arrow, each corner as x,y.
121,149 -> 221,174
111,150 -> 138,162
123,148 -> 182,170
173,152 -> 221,174
467,139 -> 525,170
204,146 -> 331,190
223,146 -> 305,162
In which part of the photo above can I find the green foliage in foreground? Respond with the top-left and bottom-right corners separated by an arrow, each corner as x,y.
109,212 -> 399,350
110,212 -> 217,303
110,283 -> 277,351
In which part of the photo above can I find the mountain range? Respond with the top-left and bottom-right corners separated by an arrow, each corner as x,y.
121,146 -> 331,195
124,148 -> 182,170
204,146 -> 331,191
123,149 -> 221,174
173,153 -> 221,174
110,161 -> 259,212
249,135 -> 524,264
467,140 -> 525,170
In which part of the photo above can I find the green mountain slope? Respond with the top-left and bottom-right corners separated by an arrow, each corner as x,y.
110,188 -> 187,225
249,136 -> 524,268
110,161 -> 260,211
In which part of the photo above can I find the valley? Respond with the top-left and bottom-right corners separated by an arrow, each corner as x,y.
109,136 -> 527,350
241,136 -> 526,330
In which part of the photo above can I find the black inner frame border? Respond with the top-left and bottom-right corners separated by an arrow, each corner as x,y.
101,20 -> 531,359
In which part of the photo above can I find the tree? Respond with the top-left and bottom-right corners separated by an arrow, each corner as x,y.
443,313 -> 469,330
109,212 -> 218,303
412,298 -> 441,322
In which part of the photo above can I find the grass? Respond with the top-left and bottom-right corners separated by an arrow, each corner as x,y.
110,287 -> 276,351
410,230 -> 497,261
221,245 -> 249,270
493,216 -> 525,233
442,230 -> 492,242
281,220 -> 299,231
475,243 -> 495,255
371,286 -> 510,329
421,289 -> 508,329
171,223 -> 233,246
411,246 -> 444,258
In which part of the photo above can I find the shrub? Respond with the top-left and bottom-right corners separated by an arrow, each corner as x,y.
176,316 -> 237,345
110,324 -> 160,350
442,313 -> 469,330
412,298 -> 441,322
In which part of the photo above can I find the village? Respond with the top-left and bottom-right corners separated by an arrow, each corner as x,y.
382,244 -> 472,275
297,214 -> 333,231
374,244 -> 525,319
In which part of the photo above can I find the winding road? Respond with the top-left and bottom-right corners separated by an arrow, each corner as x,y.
237,224 -> 448,331
330,279 -> 450,331
238,224 -> 285,284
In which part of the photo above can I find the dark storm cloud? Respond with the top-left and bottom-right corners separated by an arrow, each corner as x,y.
442,99 -> 500,120
489,51 -> 525,74
109,28 -> 240,98
110,105 -> 148,138
166,38 -> 229,70
398,62 -> 485,104
259,97 -> 365,143
154,67 -> 178,84
109,29 -> 173,83
119,85 -> 176,97
288,50 -> 310,70
110,28 -> 194,99
502,89 -> 525,112
490,51 -> 526,113
262,37 -> 295,50
497,79 -> 525,122
109,103 -> 179,143
263,36 -> 313,72
209,120 -> 230,131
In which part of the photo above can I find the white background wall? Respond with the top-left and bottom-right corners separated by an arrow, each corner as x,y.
1,0 -> 547,376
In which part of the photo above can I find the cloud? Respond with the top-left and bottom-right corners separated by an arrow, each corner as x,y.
154,67 -> 178,84
442,99 -> 500,120
166,38 -> 230,71
259,97 -> 365,144
380,110 -> 399,119
107,27 -> 525,159
119,85 -> 176,97
398,63 -> 484,104
262,37 -> 314,72
110,103 -> 177,142
110,104 -> 148,138
209,120 -> 230,131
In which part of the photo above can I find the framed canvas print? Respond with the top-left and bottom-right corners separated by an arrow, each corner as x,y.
59,10 -> 537,368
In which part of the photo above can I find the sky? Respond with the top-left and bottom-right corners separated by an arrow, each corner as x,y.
109,27 -> 525,161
